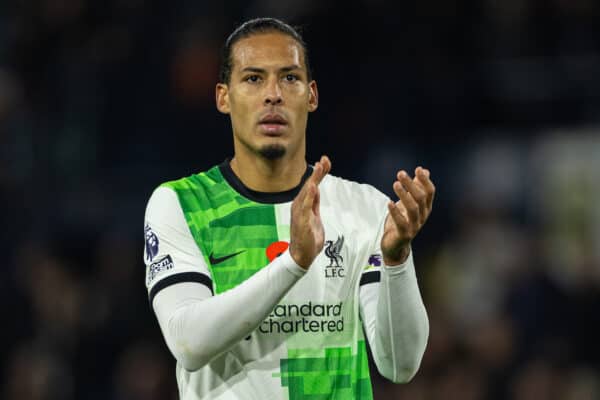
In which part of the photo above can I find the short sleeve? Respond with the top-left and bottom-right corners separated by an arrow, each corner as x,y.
143,186 -> 213,303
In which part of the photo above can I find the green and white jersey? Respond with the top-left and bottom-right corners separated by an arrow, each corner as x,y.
144,160 -> 426,399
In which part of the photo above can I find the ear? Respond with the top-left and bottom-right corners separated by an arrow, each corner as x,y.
216,83 -> 230,114
308,80 -> 318,112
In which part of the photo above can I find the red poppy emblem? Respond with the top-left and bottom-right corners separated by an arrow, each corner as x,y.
266,241 -> 289,262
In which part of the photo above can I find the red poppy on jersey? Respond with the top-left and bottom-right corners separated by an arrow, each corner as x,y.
266,241 -> 289,262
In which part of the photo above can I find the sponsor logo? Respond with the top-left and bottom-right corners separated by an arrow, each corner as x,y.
259,301 -> 344,334
324,236 -> 345,278
209,250 -> 245,265
147,255 -> 174,285
145,224 -> 159,262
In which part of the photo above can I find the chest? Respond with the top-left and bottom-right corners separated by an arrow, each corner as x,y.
204,202 -> 373,299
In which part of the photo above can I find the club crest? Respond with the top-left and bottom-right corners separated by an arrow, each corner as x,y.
324,236 -> 345,278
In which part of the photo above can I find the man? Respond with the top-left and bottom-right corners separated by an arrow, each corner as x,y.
143,18 -> 433,399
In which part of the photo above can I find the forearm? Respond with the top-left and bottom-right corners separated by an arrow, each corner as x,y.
361,251 -> 429,383
153,250 -> 305,371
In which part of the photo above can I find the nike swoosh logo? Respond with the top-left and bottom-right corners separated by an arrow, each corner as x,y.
209,250 -> 245,265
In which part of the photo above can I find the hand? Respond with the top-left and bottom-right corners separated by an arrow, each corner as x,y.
289,155 -> 332,269
381,166 -> 435,265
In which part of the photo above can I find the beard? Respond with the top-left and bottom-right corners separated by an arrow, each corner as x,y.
258,144 -> 286,160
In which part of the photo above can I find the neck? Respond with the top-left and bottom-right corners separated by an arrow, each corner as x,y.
230,149 -> 307,192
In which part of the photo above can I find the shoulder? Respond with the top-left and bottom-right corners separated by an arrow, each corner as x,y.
145,166 -> 215,214
160,164 -> 223,192
147,164 -> 224,206
145,186 -> 183,224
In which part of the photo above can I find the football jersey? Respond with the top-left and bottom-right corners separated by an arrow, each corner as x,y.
144,160 -> 390,399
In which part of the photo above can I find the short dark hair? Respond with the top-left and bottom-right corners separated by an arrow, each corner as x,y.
219,17 -> 312,84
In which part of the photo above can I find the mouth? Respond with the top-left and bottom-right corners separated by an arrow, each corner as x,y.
258,114 -> 288,135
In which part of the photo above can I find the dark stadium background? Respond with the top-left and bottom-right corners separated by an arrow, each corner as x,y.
1,1 -> 600,399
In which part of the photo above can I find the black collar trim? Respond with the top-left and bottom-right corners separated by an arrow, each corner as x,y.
218,159 -> 312,204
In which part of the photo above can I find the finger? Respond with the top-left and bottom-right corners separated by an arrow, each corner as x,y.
415,167 -> 435,210
394,196 -> 409,220
306,162 -> 322,188
309,155 -> 330,186
312,183 -> 321,218
311,161 -> 323,183
320,155 -> 331,177
302,182 -> 316,211
297,161 -> 320,204
398,170 -> 426,205
294,157 -> 330,211
387,200 -> 408,234
412,167 -> 431,223
412,167 -> 426,191
393,180 -> 420,226
397,171 -> 425,222
411,166 -> 424,184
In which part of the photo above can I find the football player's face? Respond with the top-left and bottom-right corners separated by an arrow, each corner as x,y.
216,32 -> 318,160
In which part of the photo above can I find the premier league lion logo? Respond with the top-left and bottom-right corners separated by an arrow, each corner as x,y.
145,224 -> 159,261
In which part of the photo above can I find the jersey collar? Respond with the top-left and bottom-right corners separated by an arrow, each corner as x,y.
218,159 -> 313,204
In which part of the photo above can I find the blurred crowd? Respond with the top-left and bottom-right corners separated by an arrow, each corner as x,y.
1,1 -> 600,399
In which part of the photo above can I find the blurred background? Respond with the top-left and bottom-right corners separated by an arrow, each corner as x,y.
1,0 -> 600,399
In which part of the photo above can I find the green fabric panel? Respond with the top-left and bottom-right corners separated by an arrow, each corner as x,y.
280,341 -> 373,399
209,206 -> 276,228
161,165 -> 279,294
210,225 -> 277,241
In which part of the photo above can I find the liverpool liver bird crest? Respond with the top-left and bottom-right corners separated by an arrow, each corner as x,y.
325,236 -> 344,267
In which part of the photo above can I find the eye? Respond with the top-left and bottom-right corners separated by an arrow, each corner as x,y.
284,74 -> 298,82
245,75 -> 261,83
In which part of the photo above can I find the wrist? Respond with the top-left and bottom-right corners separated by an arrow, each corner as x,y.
289,245 -> 311,270
382,244 -> 411,266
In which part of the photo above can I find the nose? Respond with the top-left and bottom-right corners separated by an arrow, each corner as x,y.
264,78 -> 283,106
